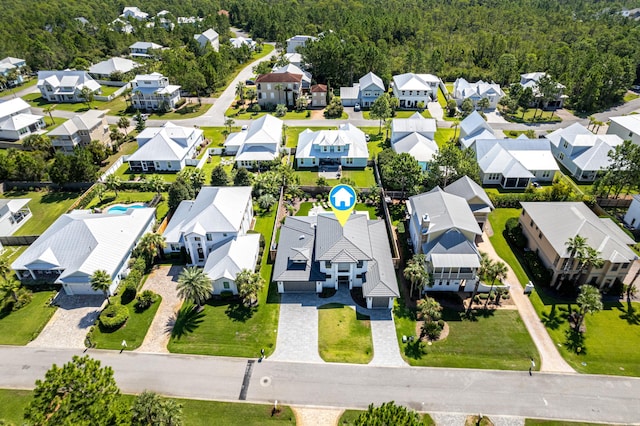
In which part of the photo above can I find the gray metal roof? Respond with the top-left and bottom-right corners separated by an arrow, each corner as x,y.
460,111 -> 492,138
422,229 -> 481,268
408,187 -> 482,236
315,214 -> 373,261
521,202 -> 637,263
362,220 -> 399,298
272,216 -> 325,282
444,175 -> 494,211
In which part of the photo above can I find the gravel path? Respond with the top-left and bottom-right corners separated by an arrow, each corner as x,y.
136,265 -> 184,353
28,293 -> 105,349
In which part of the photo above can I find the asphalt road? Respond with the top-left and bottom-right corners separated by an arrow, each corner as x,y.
1,346 -> 639,424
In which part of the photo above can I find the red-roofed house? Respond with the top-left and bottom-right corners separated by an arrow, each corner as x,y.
310,84 -> 327,107
256,72 -> 303,108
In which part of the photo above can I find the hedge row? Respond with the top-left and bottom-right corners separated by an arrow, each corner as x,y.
488,192 -> 595,208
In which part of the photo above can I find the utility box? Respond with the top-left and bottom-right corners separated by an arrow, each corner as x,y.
524,281 -> 535,294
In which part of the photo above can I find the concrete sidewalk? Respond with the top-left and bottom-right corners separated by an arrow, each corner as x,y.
477,229 -> 575,373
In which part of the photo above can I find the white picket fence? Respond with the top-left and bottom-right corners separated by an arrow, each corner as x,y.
100,155 -> 128,182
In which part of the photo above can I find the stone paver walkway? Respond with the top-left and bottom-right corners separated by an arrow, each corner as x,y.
28,293 -> 105,349
270,288 -> 406,367
136,265 -> 184,353
292,406 -> 342,426
477,230 -> 575,373
431,413 -> 524,426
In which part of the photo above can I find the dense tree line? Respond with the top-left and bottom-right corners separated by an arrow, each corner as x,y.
230,0 -> 640,111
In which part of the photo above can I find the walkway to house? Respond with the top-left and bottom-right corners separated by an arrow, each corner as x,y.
270,287 -> 406,367
28,293 -> 105,349
136,265 -> 184,353
476,229 -> 575,373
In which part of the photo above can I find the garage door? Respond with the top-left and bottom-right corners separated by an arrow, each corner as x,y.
63,283 -> 99,296
283,281 -> 316,293
371,297 -> 389,309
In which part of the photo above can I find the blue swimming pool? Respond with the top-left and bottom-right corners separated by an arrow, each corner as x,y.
107,204 -> 146,214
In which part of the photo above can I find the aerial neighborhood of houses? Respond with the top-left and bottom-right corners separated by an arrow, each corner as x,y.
1,5 -> 640,422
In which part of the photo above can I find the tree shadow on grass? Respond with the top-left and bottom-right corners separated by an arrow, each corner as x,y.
564,328 -> 587,355
168,305 -> 205,339
403,340 -> 425,360
225,302 -> 256,322
540,304 -> 569,330
618,301 -> 640,326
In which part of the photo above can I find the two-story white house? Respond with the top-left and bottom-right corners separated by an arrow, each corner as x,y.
163,186 -> 255,266
37,71 -> 101,103
408,187 -> 483,292
0,98 -> 45,141
340,72 -> 386,107
390,112 -> 438,170
296,123 -> 369,168
607,114 -> 640,146
12,208 -> 156,296
623,195 -> 640,230
224,114 -> 284,169
520,72 -> 567,109
547,123 -> 624,182
121,6 -> 149,20
0,57 -> 26,86
126,122 -> 202,172
452,78 -> 504,110
273,212 -> 399,309
286,35 -> 317,53
48,110 -> 110,153
129,42 -> 164,58
130,73 -> 181,111
391,73 -> 440,109
194,29 -> 219,51
0,198 -> 32,236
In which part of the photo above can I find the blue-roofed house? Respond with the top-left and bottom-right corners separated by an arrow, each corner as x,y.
340,72 -> 386,107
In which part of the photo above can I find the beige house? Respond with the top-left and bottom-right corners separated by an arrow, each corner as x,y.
256,72 -> 303,108
310,84 -> 327,107
519,202 -> 638,290
48,110 -> 110,153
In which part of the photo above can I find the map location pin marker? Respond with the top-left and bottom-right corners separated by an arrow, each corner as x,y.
329,184 -> 356,227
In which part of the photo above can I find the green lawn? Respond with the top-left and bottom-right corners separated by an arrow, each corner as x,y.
434,128 -> 455,148
285,126 -> 335,148
22,93 -> 94,113
296,203 -> 377,218
0,78 -> 37,97
0,246 -> 27,264
438,86 -> 449,108
100,141 -> 138,172
505,108 -> 562,123
0,291 -> 57,345
394,301 -> 539,370
85,191 -> 169,221
624,91 -> 640,102
200,156 -> 235,184
488,208 -> 640,376
318,303 -> 373,364
113,163 -> 182,183
88,294 -> 162,350
146,103 -> 212,120
212,43 -> 275,97
2,190 -> 80,236
42,116 -> 67,129
100,85 -> 121,96
295,168 -> 376,187
359,126 -> 389,159
225,106 -> 310,120
362,110 -> 431,119
200,127 -> 227,149
339,409 -> 434,425
167,208 -> 279,357
0,389 -> 295,426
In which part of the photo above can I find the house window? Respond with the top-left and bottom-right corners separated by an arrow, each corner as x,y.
206,234 -> 212,241
559,152 -> 565,160
611,264 -> 619,272
622,263 -> 629,269
223,282 -> 230,289
530,220 -> 534,227
402,91 -> 405,96
325,261 -> 331,268
357,260 -> 364,268
167,162 -> 172,169
538,232 -> 542,239
542,171 -> 550,178
194,237 -> 201,241
563,141 -> 568,149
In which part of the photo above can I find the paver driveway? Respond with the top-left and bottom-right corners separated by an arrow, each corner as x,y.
28,293 -> 105,349
270,288 -> 406,367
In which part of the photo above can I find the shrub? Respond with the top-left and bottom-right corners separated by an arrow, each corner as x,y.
422,320 -> 443,340
99,303 -> 129,330
504,217 -> 527,249
120,279 -> 137,304
219,290 -> 234,299
396,222 -> 405,234
135,290 -> 156,311
522,251 -> 551,284
249,104 -> 261,113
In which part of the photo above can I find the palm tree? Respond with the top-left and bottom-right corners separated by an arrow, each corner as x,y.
258,193 -> 276,212
224,118 -> 235,134
105,174 -> 122,196
0,277 -> 32,311
145,175 -> 165,196
135,233 -> 166,266
117,117 -> 130,136
467,252 -> 491,315
574,284 -> 603,332
477,97 -> 491,113
235,81 -> 246,104
0,257 -> 11,278
94,183 -> 106,202
247,88 -> 257,106
573,247 -> 603,286
177,267 -> 212,311
43,105 -> 55,126
417,296 -> 442,322
236,269 -> 265,306
484,260 -> 508,308
559,235 -> 588,289
90,269 -> 112,304
274,83 -> 284,104
403,254 -> 428,298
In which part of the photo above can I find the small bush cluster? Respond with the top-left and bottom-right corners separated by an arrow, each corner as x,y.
99,303 -> 129,330
135,290 -> 157,311
504,217 -> 527,249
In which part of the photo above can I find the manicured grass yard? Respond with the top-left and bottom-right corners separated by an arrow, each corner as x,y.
113,163 -> 182,183
318,303 -> 373,364
488,208 -> 640,376
85,191 -> 169,221
2,190 -> 80,236
295,168 -> 376,187
434,128 -> 455,148
0,291 -> 57,345
0,389 -> 295,426
167,208 -> 279,357
394,302 -> 539,370
99,85 -> 121,96
201,127 -> 226,148
22,93 -> 91,113
285,126 -> 334,148
200,156 -> 235,185
89,294 -> 162,350
296,202 -> 378,219
146,103 -> 212,120
363,110 -> 432,119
